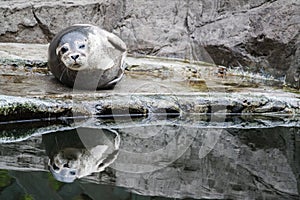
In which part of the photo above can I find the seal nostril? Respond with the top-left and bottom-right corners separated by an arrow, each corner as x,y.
70,171 -> 76,176
63,163 -> 69,168
71,54 -> 79,61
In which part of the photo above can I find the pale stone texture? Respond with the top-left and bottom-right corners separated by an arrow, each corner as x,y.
0,0 -> 299,87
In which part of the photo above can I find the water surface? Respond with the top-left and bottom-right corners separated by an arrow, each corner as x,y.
0,115 -> 299,200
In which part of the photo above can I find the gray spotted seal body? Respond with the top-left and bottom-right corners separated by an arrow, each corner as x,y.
48,24 -> 126,90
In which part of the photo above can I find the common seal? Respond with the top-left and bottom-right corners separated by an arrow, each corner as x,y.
48,24 -> 127,90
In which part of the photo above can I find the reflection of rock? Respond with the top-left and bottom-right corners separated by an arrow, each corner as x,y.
114,127 -> 299,199
43,128 -> 120,183
0,124 -> 299,198
112,125 -> 198,173
0,0 -> 299,87
0,119 -> 77,143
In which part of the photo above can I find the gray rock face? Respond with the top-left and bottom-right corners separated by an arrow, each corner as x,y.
0,0 -> 299,87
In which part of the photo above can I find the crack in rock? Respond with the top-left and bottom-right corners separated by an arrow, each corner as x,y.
32,6 -> 54,42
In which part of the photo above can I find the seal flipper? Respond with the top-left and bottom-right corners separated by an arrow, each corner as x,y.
107,34 -> 127,52
100,68 -> 125,90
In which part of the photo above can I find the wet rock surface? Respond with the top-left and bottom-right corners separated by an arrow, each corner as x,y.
0,0 -> 299,87
0,42 -> 300,199
0,43 -> 299,123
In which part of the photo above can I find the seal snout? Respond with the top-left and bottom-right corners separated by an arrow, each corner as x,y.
61,50 -> 87,70
70,54 -> 80,61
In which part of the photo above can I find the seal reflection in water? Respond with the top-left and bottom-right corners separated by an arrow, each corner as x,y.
43,128 -> 120,183
48,24 -> 127,90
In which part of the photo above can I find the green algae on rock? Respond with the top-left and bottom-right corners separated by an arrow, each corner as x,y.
0,95 -> 73,121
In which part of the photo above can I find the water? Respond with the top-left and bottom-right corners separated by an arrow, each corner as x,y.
0,115 -> 299,200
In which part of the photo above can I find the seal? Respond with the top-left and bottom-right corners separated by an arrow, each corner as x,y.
48,24 -> 127,90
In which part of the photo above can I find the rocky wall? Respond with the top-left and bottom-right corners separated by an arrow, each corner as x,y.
0,0 -> 299,87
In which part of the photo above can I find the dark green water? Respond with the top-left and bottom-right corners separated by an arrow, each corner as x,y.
0,170 -> 181,200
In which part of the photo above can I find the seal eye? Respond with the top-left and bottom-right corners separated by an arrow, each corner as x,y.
79,44 -> 85,49
61,46 -> 68,54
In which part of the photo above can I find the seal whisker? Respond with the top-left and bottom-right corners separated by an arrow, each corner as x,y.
59,64 -> 68,82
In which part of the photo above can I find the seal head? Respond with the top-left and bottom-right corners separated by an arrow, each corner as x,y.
56,31 -> 89,71
48,24 -> 127,90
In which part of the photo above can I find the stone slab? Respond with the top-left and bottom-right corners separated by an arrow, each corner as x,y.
0,43 -> 299,124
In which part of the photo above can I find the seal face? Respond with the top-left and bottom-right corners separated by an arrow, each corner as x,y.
48,24 -> 127,90
56,31 -> 89,71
